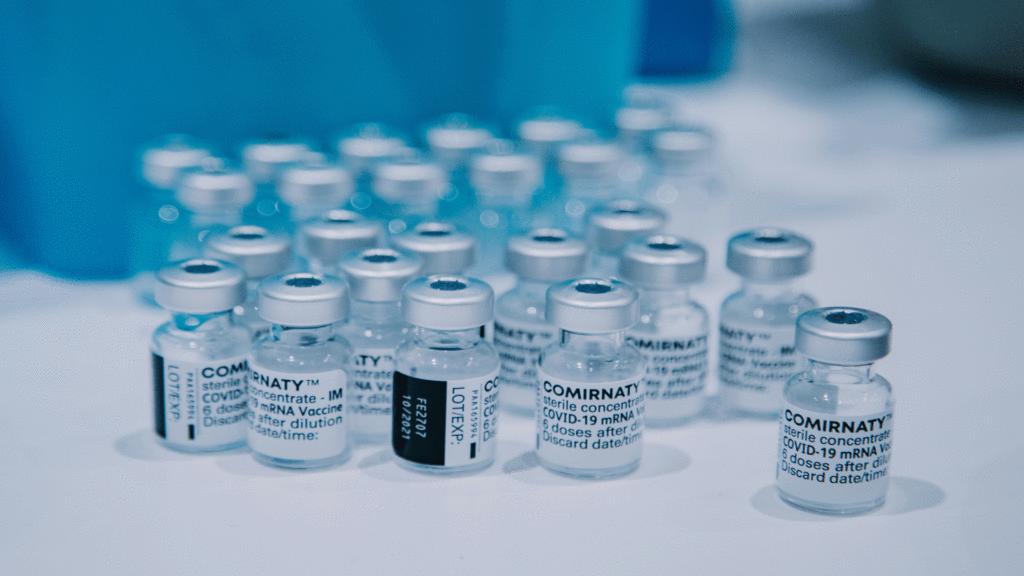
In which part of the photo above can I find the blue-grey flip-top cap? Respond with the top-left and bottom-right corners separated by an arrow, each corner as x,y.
300,209 -> 383,264
391,222 -> 476,275
558,140 -> 623,181
204,226 -> 292,280
278,153 -> 353,207
339,248 -> 424,303
402,275 -> 494,330
372,158 -> 448,204
505,229 -> 588,283
726,228 -> 813,281
155,259 -> 247,314
546,278 -> 638,334
796,307 -> 892,365
142,136 -> 210,190
175,160 -> 255,212
241,139 -> 311,184
337,124 -> 408,176
619,235 -> 706,288
257,273 -> 349,326
589,199 -> 667,255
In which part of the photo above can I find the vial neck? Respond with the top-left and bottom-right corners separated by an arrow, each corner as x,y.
413,326 -> 482,350
272,324 -> 334,346
560,330 -> 625,356
289,203 -> 332,223
306,257 -> 339,276
351,300 -> 403,325
188,209 -> 242,229
807,360 -> 873,384
639,287 -> 691,309
741,279 -> 798,300
514,279 -> 550,301
170,311 -> 234,332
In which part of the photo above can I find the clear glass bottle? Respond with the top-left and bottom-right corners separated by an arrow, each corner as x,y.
587,199 -> 666,278
248,273 -> 353,469
390,221 -> 476,276
393,275 -> 500,475
336,248 -> 424,444
516,110 -> 584,227
204,225 -> 292,342
555,137 -> 626,235
337,124 -> 410,217
276,152 -> 353,234
424,114 -> 494,219
495,229 -> 587,416
169,158 -> 255,263
298,209 -> 384,275
719,228 -> 817,417
620,236 -> 709,426
614,92 -> 671,197
777,307 -> 893,516
151,259 -> 251,452
536,278 -> 645,479
371,153 -> 449,235
240,138 -> 312,229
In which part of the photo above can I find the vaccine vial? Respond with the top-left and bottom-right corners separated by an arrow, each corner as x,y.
393,275 -> 500,474
516,110 -> 584,224
336,248 -> 424,444
619,236 -> 709,426
614,94 -> 671,197
151,259 -> 250,452
248,273 -> 353,469
587,200 -> 666,278
277,152 -> 354,231
241,138 -> 312,228
719,228 -> 817,417
170,158 -> 255,262
371,153 -> 449,235
495,229 -> 587,416
556,137 -> 626,235
777,307 -> 893,515
425,114 -> 494,218
537,278 -> 645,479
391,222 -> 476,276
299,209 -> 384,275
337,124 -> 409,215
204,226 -> 292,342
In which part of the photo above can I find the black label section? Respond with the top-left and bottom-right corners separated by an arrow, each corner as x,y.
392,372 -> 447,466
152,352 -> 166,438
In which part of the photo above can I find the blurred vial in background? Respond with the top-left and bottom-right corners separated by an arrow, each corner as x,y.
516,109 -> 585,224
170,158 -> 254,262
586,199 -> 666,278
614,91 -> 672,197
337,124 -> 410,217
391,221 -> 476,276
425,114 -> 494,220
298,209 -> 383,275
204,225 -> 292,342
555,135 -> 626,235
277,152 -> 353,233
241,138 -> 312,230
370,152 -> 449,235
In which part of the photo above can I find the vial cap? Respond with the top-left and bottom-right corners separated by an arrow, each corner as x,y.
653,128 -> 713,166
796,307 -> 892,365
338,248 -> 423,303
727,228 -> 813,281
517,115 -> 584,150
619,235 -> 706,288
470,148 -> 542,196
204,226 -> 292,280
241,140 -> 312,184
337,124 -> 408,176
615,105 -> 670,137
175,160 -> 255,212
372,157 -> 449,204
505,229 -> 588,283
277,153 -> 353,208
546,278 -> 638,334
589,200 -> 667,255
155,259 -> 246,314
425,115 -> 494,167
558,141 -> 624,181
141,136 -> 211,190
402,275 -> 494,330
257,273 -> 349,326
300,210 -> 384,264
391,222 -> 476,275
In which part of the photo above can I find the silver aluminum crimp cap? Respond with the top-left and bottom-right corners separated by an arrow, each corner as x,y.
615,103 -> 670,141
241,139 -> 311,184
372,157 -> 449,204
726,228 -> 813,281
300,209 -> 384,264
425,115 -> 494,169
155,259 -> 246,314
557,140 -> 624,181
257,273 -> 349,326
505,229 -> 588,283
517,114 -> 583,158
589,200 -> 667,255
141,135 -> 211,190
796,307 -> 892,365
338,248 -> 424,303
619,235 -> 706,288
391,222 -> 476,275
277,153 -> 353,208
204,226 -> 292,280
470,146 -> 542,197
337,124 -> 408,176
402,275 -> 494,330
653,127 -> 713,166
546,278 -> 638,334
175,159 -> 255,212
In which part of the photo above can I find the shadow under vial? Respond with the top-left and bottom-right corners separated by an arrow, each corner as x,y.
502,442 -> 692,486
750,476 -> 945,521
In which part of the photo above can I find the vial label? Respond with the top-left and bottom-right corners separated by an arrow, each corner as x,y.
626,331 -> 708,411
349,347 -> 396,440
493,315 -> 557,411
392,369 -> 500,467
777,404 -> 894,506
718,322 -> 800,411
247,365 -> 348,461
536,369 -> 645,471
151,353 -> 249,447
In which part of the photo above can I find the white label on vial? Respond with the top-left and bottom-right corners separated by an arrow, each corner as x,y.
349,347 -> 396,439
247,365 -> 347,461
626,331 -> 708,413
392,368 -> 500,467
777,404 -> 894,506
152,353 -> 249,447
719,321 -> 800,409
535,369 -> 645,471
493,314 -> 557,411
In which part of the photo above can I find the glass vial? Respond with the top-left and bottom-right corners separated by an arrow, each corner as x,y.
393,275 -> 500,475
151,259 -> 250,452
587,200 -> 666,278
241,138 -> 312,229
336,248 -> 424,444
719,228 -> 817,417
424,114 -> 494,219
620,236 -> 709,426
777,307 -> 893,516
170,158 -> 254,262
391,222 -> 477,276
556,138 -> 625,235
537,278 -> 645,479
614,92 -> 671,197
516,110 -> 584,226
495,229 -> 587,416
277,152 -> 353,232
204,226 -> 292,342
371,153 -> 449,235
248,273 -> 353,469
298,209 -> 384,275
337,124 -> 410,216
